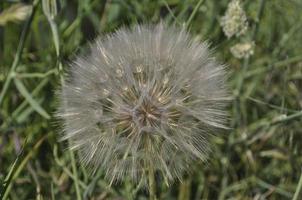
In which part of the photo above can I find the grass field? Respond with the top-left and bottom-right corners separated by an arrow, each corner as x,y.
1,0 -> 302,199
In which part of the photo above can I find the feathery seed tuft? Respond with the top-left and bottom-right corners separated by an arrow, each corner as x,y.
57,23 -> 229,185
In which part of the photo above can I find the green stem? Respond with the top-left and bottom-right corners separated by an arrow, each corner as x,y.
234,0 -> 266,125
235,0 -> 265,95
0,1 -> 3,62
148,165 -> 157,200
1,136 -> 46,200
186,0 -> 205,28
14,69 -> 57,79
70,150 -> 82,200
293,170 -> 302,200
271,111 -> 302,126
245,55 -> 302,78
162,0 -> 182,25
178,178 -> 191,200
0,0 -> 40,106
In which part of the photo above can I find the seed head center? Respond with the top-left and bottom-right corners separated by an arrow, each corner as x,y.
134,99 -> 162,128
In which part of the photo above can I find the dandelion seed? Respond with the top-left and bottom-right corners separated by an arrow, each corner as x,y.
57,23 -> 229,185
115,69 -> 123,77
220,0 -> 248,38
102,89 -> 110,97
136,65 -> 143,73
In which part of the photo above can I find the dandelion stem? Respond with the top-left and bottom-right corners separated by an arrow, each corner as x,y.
70,150 -> 82,200
178,178 -> 191,200
148,165 -> 157,200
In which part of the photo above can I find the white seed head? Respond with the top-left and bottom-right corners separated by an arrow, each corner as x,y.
220,0 -> 248,38
57,23 -> 229,185
230,41 -> 255,59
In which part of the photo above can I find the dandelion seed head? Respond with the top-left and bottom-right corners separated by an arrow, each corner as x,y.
57,23 -> 229,185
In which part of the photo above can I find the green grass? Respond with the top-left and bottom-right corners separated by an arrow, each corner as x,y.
1,0 -> 302,199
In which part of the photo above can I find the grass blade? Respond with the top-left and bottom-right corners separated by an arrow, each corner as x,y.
0,0 -> 40,106
0,139 -> 27,199
293,170 -> 302,200
1,136 -> 47,200
14,78 -> 50,119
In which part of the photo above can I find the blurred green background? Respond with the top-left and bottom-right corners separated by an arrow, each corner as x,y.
1,0 -> 302,199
